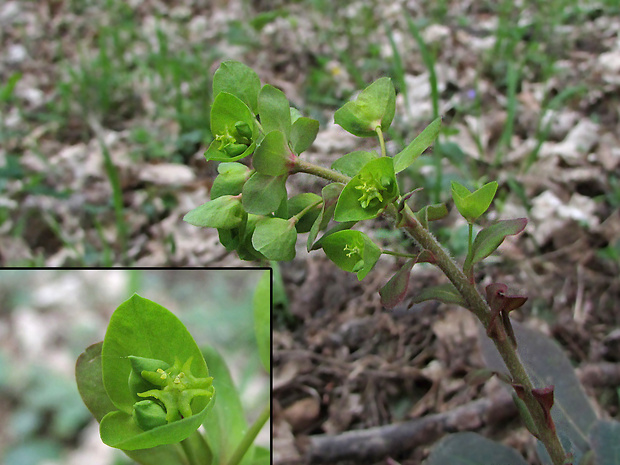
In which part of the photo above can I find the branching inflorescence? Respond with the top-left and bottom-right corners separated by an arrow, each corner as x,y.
183,60 -> 575,464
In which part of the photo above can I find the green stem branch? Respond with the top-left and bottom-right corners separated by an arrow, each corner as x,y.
394,204 -> 568,465
290,152 -> 567,464
376,126 -> 387,157
291,157 -> 351,184
382,249 -> 417,259
226,403 -> 271,465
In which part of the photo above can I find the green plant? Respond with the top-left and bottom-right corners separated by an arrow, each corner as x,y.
76,290 -> 270,465
185,61 -> 619,464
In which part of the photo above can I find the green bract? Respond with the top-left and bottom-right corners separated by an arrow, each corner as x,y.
253,130 -> 293,176
242,172 -> 288,215
331,150 -> 379,177
252,217 -> 297,261
258,84 -> 291,139
321,229 -> 381,280
334,77 -> 396,137
451,181 -> 498,223
183,195 -> 244,229
287,193 -> 322,233
334,157 -> 399,222
212,60 -> 261,114
206,92 -> 257,162
210,162 -> 251,199
98,295 -> 215,450
290,116 -> 319,154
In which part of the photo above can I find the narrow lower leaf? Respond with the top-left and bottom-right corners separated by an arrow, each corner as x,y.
410,283 -> 466,307
307,183 -> 346,251
464,218 -> 527,273
380,258 -> 415,308
394,116 -> 442,173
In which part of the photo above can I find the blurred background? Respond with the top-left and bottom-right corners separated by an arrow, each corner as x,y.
0,269 -> 269,465
1,0 -> 618,267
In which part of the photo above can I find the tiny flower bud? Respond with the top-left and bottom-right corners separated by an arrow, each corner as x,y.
234,121 -> 253,140
132,400 -> 168,431
224,144 -> 248,157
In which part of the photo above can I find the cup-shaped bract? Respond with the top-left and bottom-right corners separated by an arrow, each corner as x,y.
321,229 -> 381,280
206,92 -> 258,162
334,77 -> 396,137
334,157 -> 399,222
451,181 -> 498,223
100,294 -> 215,450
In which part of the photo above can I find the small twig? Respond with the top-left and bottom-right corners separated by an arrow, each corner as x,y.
305,389 -> 516,463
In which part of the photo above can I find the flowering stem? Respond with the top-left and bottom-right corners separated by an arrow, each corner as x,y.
395,205 -> 568,465
291,157 -> 351,184
376,126 -> 387,157
226,403 -> 271,465
293,158 -> 568,464
382,249 -> 418,259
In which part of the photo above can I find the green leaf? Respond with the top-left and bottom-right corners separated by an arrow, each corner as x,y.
76,343 -> 188,465
414,203 -> 448,229
201,345 -> 253,465
479,322 -> 598,464
252,217 -> 297,261
290,117 -> 319,154
242,173 -> 287,215
211,162 -> 251,199
213,61 -> 261,114
379,258 -> 415,308
321,230 -> 381,280
463,218 -> 527,274
183,195 -> 244,229
334,77 -> 396,137
219,214 -> 267,262
426,432 -> 529,465
590,420 -> 620,465
410,283 -> 466,307
207,92 -> 257,162
307,183 -> 346,250
76,342 -> 118,423
253,130 -> 293,176
334,157 -> 399,222
258,84 -> 291,139
331,150 -> 379,177
451,181 -> 498,223
394,117 -> 442,173
100,294 -> 214,450
287,193 -> 322,233
253,271 -> 271,373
